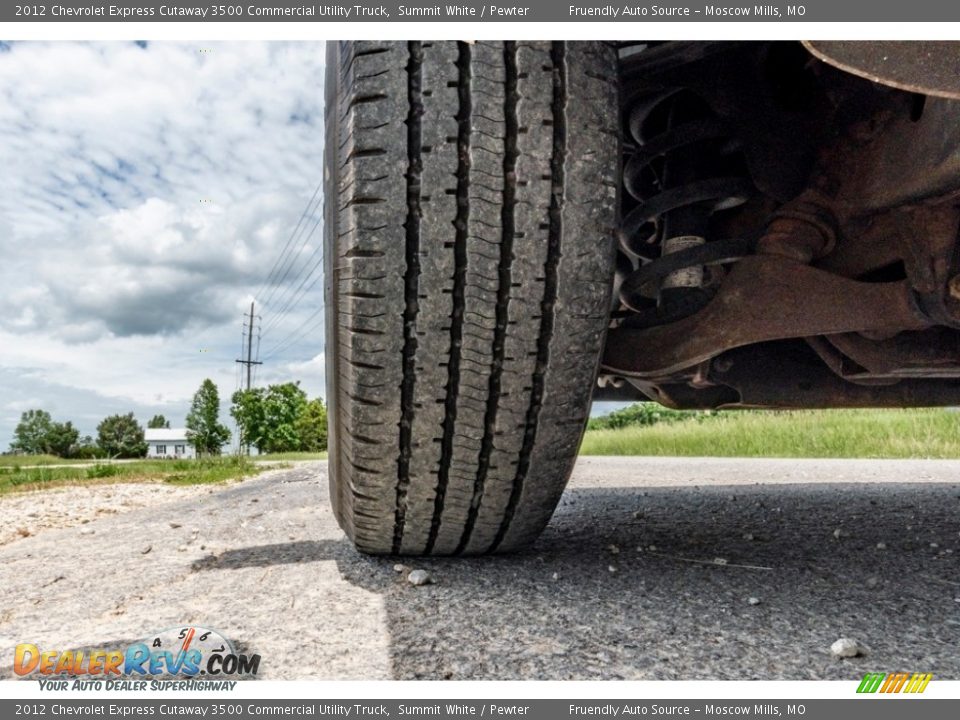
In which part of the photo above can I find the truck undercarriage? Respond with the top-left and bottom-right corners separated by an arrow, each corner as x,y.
600,41 -> 960,410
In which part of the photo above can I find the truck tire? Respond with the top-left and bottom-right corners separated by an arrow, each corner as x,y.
324,41 -> 619,555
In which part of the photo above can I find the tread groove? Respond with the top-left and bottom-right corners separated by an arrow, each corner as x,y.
393,41 -> 424,555
455,41 -> 517,556
425,41 -> 472,555
488,41 -> 566,554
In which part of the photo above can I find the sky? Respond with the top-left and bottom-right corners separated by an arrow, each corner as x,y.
0,41 -> 327,447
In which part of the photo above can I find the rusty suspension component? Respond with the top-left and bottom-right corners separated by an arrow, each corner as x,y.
617,87 -> 753,327
602,196 -> 933,379
601,41 -> 960,408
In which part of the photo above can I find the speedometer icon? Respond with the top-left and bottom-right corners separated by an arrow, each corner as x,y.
142,626 -> 234,677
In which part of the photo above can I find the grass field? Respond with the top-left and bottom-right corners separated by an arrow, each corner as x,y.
0,454 -> 64,467
254,451 -> 327,462
0,457 -> 273,495
580,408 -> 960,459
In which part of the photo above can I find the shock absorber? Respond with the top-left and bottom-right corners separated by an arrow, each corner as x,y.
618,87 -> 755,326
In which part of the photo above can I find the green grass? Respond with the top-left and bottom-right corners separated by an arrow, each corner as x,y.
0,454 -> 64,467
0,457 -> 270,495
580,408 -> 960,459
253,451 -> 327,462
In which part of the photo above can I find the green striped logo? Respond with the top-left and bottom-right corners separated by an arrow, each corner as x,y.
857,672 -> 932,694
857,673 -> 886,693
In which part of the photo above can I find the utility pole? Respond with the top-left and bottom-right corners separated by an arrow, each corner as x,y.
236,302 -> 263,391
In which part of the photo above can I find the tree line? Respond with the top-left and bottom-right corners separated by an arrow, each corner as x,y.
6,378 -> 328,459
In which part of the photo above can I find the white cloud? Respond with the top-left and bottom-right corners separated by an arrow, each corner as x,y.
0,41 -> 328,444
262,352 -> 326,400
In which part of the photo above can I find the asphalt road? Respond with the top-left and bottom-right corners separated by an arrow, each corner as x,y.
1,457 -> 958,680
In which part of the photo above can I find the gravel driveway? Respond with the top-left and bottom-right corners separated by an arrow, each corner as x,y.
1,457 -> 958,680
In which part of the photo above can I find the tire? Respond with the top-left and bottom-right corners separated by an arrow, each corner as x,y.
325,41 -> 619,555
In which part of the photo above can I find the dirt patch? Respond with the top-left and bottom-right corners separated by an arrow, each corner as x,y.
0,481 -> 221,547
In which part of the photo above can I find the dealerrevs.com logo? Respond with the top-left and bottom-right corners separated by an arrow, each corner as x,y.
14,626 -> 260,690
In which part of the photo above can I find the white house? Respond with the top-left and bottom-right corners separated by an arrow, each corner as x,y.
145,428 -> 195,459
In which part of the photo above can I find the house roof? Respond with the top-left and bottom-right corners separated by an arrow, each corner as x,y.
145,428 -> 190,443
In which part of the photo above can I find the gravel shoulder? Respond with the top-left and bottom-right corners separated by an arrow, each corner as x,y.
0,481 -> 218,547
1,457 -> 958,680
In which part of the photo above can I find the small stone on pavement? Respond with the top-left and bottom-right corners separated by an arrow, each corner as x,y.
830,638 -> 863,658
407,569 -> 432,586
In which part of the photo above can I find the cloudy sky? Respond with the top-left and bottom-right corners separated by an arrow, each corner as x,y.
0,41 -> 327,446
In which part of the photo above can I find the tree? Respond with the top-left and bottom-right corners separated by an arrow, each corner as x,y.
260,383 -> 307,453
11,410 -> 54,455
97,413 -> 147,458
11,411 -> 86,458
186,379 -> 231,457
230,382 -> 308,454
147,415 -> 171,429
231,388 -> 265,454
45,421 -> 80,458
72,436 -> 100,460
296,398 -> 328,452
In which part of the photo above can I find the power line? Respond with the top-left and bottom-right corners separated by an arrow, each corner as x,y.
254,180 -> 323,308
258,194 -> 323,315
252,326 -> 262,387
235,324 -> 247,392
260,318 -> 326,366
235,302 -> 263,391
258,214 -> 324,339
259,217 -> 319,314
249,177 -> 327,364
261,307 -> 325,362
260,285 -> 322,357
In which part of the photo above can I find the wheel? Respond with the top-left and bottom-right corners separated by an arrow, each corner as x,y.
324,40 -> 619,555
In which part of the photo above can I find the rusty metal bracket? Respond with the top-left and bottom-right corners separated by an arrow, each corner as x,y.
602,254 -> 931,379
708,342 -> 960,409
822,329 -> 960,380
